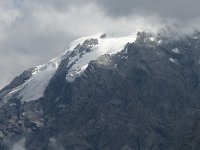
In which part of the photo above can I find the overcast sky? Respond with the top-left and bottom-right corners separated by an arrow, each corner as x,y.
0,0 -> 200,89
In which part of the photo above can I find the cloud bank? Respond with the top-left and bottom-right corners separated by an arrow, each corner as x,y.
0,0 -> 200,88
11,138 -> 26,150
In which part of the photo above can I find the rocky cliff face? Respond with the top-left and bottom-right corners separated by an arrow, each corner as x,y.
1,31 -> 200,150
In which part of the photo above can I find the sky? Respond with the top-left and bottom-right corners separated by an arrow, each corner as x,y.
0,0 -> 200,89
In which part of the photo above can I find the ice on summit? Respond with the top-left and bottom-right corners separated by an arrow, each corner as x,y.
66,33 -> 137,82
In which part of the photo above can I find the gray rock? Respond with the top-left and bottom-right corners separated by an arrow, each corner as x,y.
1,31 -> 200,150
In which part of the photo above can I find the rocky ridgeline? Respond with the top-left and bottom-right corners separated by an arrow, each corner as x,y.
0,31 -> 200,150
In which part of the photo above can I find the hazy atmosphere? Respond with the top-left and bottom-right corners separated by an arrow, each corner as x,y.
0,0 -> 200,88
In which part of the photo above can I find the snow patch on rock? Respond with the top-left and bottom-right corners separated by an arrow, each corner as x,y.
169,58 -> 177,63
172,48 -> 180,54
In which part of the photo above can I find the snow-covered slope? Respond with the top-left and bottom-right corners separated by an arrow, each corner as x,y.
4,33 -> 137,103
66,33 -> 137,81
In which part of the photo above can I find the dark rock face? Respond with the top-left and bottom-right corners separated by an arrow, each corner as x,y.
70,38 -> 98,58
1,32 -> 200,150
0,70 -> 32,97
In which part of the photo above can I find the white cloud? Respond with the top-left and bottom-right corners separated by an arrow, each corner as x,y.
0,0 -> 200,89
48,137 -> 65,150
0,1 -> 166,89
11,138 -> 26,150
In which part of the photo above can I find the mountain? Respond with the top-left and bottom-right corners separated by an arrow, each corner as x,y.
1,31 -> 200,150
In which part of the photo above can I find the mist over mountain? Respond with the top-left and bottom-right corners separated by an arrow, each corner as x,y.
1,0 -> 200,89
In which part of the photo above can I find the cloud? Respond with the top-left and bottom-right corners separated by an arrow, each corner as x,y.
48,138 -> 65,150
0,0 -> 200,89
95,0 -> 200,22
11,138 -> 26,150
25,0 -> 200,23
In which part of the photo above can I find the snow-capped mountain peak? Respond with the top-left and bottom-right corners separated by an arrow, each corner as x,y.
2,32 -> 137,103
